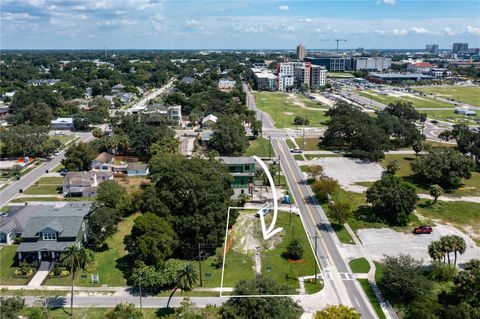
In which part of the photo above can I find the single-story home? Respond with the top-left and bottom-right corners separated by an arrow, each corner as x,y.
127,163 -> 149,176
63,171 -> 113,197
16,202 -> 92,262
202,114 -> 218,128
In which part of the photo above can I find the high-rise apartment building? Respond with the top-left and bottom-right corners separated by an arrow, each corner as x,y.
310,65 -> 327,87
296,44 -> 305,61
453,43 -> 468,53
425,44 -> 439,54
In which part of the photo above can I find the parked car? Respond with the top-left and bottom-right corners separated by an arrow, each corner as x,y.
413,225 -> 433,234
59,168 -> 69,176
0,212 -> 8,217
430,120 -> 438,124
290,148 -> 303,154
255,208 -> 270,217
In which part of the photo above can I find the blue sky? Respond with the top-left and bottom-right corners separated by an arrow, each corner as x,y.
1,0 -> 479,49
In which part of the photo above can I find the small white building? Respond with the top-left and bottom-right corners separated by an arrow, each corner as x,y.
218,79 -> 236,91
50,117 -> 74,130
202,114 -> 218,128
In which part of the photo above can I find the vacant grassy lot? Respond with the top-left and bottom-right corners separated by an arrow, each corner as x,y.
295,137 -> 321,151
244,137 -> 273,157
358,90 -> 455,109
416,86 -> 480,107
349,258 -> 370,273
254,92 -> 329,128
358,279 -> 386,319
416,200 -> 480,231
18,307 -> 163,319
422,109 -> 478,124
116,177 -> 149,194
0,245 -> 30,285
45,214 -> 137,287
24,176 -> 63,195
260,212 -> 321,294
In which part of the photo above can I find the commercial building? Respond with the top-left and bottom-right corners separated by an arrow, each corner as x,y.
453,43 -> 468,53
252,68 -> 277,91
352,57 -> 392,71
310,65 -> 327,87
50,117 -> 74,130
425,44 -> 439,54
367,73 -> 434,84
306,57 -> 352,71
429,68 -> 452,78
407,62 -> 433,74
297,44 -> 305,61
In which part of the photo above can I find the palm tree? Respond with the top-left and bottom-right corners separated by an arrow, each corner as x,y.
428,241 -> 444,262
450,235 -> 466,266
60,244 -> 87,316
166,262 -> 198,309
440,236 -> 454,265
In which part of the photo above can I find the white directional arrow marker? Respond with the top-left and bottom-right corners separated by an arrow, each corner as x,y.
253,156 -> 283,240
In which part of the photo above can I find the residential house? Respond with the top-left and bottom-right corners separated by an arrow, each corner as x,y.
62,171 -> 113,197
16,202 -> 92,262
181,77 -> 195,84
0,219 -> 16,244
142,104 -> 182,125
429,68 -> 452,78
218,157 -> 257,197
199,130 -> 213,146
218,78 -> 236,91
28,79 -> 60,86
91,152 -> 149,176
201,114 -> 218,128
111,84 -> 126,93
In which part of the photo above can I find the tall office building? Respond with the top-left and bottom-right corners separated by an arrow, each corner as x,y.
425,44 -> 439,54
297,44 -> 305,61
453,43 -> 468,53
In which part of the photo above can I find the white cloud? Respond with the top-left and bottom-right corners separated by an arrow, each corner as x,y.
278,5 -> 289,11
186,19 -> 200,26
411,27 -> 431,34
381,0 -> 397,5
466,25 -> 480,35
298,18 -> 312,23
392,28 -> 408,35
443,27 -> 456,36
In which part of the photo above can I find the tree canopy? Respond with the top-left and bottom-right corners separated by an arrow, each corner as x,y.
62,142 -> 96,171
208,115 -> 248,156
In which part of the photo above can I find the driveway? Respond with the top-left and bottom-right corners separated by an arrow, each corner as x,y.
357,224 -> 480,267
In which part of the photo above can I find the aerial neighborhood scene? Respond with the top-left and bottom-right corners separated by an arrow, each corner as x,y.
1,0 -> 480,318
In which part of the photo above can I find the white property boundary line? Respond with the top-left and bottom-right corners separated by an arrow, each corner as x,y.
219,207 -> 323,298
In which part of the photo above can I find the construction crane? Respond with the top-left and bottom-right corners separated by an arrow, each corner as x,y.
333,39 -> 347,54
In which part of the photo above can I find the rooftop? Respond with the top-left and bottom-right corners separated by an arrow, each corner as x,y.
217,156 -> 256,165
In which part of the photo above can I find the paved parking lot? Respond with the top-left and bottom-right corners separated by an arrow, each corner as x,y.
305,157 -> 383,192
357,224 -> 480,267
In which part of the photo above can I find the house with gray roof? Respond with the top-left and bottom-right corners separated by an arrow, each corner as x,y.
63,171 -> 113,197
14,202 -> 92,262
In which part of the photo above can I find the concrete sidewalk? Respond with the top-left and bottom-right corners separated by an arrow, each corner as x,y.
27,261 -> 52,287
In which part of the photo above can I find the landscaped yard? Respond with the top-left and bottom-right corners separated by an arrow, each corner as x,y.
0,245 -> 31,285
244,137 -> 273,157
415,86 -> 480,107
254,92 -> 329,129
349,258 -> 370,273
44,214 -> 138,287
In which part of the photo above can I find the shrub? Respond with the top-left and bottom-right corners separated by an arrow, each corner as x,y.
430,262 -> 458,282
286,239 -> 304,260
311,177 -> 340,202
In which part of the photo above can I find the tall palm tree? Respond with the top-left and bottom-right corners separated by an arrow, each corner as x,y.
60,244 -> 87,316
440,236 -> 454,265
450,235 -> 466,266
167,262 -> 198,309
428,241 -> 444,262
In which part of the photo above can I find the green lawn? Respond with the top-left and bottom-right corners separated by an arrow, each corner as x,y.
50,135 -> 77,145
286,139 -> 296,149
23,185 -> 61,195
0,245 -> 31,285
254,92 -> 329,128
52,164 -> 65,173
304,278 -> 324,294
374,261 -> 384,282
358,279 -> 386,319
221,250 -> 256,288
381,154 -> 416,177
244,137 -> 273,157
415,86 -> 480,107
349,258 -> 371,273
358,90 -> 455,109
328,72 -> 355,78
260,212 -> 322,294
45,214 -> 137,287
295,138 -> 321,151
36,177 -> 64,184
421,110 -> 478,124
17,307 -> 163,319
294,154 -> 304,160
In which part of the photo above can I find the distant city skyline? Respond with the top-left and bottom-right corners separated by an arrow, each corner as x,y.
1,0 -> 479,50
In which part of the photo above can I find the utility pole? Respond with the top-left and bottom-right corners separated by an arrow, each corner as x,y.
277,155 -> 281,186
198,244 -> 203,287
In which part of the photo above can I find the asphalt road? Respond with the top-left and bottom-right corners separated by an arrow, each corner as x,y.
0,132 -> 94,207
243,83 -> 377,318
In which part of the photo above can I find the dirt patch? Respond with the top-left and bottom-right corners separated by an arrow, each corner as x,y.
287,94 -> 307,108
284,112 -> 294,116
